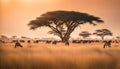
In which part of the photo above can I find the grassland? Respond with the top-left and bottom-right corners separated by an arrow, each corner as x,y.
0,42 -> 120,69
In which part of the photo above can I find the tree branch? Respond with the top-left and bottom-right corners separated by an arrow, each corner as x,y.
48,25 -> 63,38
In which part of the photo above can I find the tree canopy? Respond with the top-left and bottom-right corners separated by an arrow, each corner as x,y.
0,35 -> 8,39
93,29 -> 112,40
79,31 -> 91,39
28,10 -> 104,43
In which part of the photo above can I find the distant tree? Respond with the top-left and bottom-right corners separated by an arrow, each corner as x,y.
11,36 -> 17,39
28,10 -> 104,44
116,36 -> 120,40
21,36 -> 29,39
0,35 -> 8,39
79,31 -> 91,39
93,29 -> 112,40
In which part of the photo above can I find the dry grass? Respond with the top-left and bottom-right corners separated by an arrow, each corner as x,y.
0,42 -> 120,69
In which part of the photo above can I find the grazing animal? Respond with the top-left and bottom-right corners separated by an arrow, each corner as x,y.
15,41 -> 23,48
46,40 -> 52,44
27,40 -> 31,43
20,40 -> 25,43
103,40 -> 112,48
12,40 -> 18,43
65,41 -> 69,46
0,40 -> 5,43
52,41 -> 57,45
33,40 -> 39,43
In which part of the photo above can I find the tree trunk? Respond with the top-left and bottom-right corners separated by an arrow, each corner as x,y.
101,36 -> 104,40
62,37 -> 69,42
61,35 -> 70,46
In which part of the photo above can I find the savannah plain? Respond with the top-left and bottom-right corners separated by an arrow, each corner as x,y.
0,41 -> 120,69
1,0 -> 120,69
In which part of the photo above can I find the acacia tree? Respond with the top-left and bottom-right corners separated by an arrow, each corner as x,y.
79,31 -> 91,39
93,29 -> 112,40
11,36 -> 17,39
116,36 -> 120,39
28,10 -> 104,43
0,35 -> 8,39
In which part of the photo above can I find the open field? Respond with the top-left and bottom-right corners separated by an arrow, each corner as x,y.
0,42 -> 120,69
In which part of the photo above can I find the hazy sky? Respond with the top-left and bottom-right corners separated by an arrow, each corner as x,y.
0,0 -> 120,38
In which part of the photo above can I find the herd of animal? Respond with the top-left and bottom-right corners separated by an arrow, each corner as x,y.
0,39 -> 120,48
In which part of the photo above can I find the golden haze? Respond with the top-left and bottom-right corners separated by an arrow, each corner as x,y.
0,0 -> 120,38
